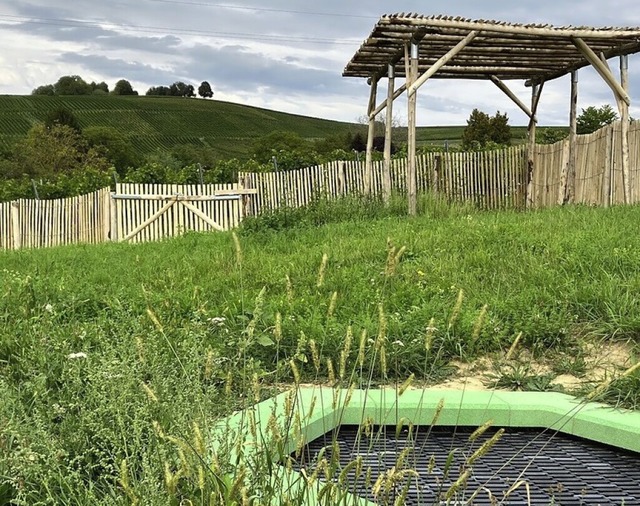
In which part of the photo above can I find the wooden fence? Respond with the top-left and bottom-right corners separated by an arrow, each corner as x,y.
531,120 -> 640,207
240,145 -> 528,215
1,183 -> 252,250
0,188 -> 111,250
2,122 -> 639,251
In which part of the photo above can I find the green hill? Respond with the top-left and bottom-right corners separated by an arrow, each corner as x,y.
0,95 -> 365,159
0,95 -> 539,161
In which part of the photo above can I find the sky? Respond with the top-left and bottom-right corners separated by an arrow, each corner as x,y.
1,0 -> 640,126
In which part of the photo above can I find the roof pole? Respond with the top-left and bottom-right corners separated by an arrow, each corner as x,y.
563,70 -> 579,204
364,76 -> 379,195
407,41 -> 419,216
526,83 -> 543,208
620,54 -> 631,204
383,64 -> 395,203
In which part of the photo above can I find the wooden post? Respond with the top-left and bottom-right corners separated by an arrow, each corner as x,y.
11,200 -> 21,250
603,124 -> 614,207
364,76 -> 378,195
407,41 -> 419,216
526,83 -> 543,208
620,54 -> 631,204
383,64 -> 394,203
564,71 -> 578,204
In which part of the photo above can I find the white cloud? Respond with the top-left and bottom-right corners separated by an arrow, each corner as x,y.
1,0 -> 639,124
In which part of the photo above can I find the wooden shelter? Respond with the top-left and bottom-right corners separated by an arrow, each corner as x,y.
343,14 -> 640,213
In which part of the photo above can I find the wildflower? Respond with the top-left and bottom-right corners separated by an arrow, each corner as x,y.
207,317 -> 226,327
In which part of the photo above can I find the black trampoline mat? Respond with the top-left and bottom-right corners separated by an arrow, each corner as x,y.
293,426 -> 640,505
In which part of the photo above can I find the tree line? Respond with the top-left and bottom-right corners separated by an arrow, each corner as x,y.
32,75 -> 214,98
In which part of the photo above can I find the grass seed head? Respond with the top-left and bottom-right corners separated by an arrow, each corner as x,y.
316,253 -> 328,288
448,288 -> 464,330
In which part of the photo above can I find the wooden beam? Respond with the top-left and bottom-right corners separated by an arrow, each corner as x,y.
620,54 -> 631,204
407,41 -> 418,216
408,30 -> 479,96
563,71 -> 579,204
122,199 -> 175,242
383,64 -> 394,203
377,16 -> 640,39
526,83 -> 543,208
364,76 -> 379,195
571,37 -> 631,106
489,75 -> 534,120
369,83 -> 406,119
181,201 -> 225,231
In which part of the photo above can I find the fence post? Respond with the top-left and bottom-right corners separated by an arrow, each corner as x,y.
434,155 -> 441,193
11,200 -> 21,250
110,192 -> 118,241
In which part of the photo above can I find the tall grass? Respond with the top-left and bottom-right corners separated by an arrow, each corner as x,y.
1,199 -> 639,504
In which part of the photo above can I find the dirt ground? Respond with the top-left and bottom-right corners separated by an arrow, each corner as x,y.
430,340 -> 635,393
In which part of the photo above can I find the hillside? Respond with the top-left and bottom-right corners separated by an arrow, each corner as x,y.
0,95 -> 505,161
0,95 -> 366,159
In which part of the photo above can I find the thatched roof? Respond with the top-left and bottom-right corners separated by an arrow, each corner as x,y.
343,14 -> 640,85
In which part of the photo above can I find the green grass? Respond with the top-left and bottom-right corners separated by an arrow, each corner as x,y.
1,198 -> 639,504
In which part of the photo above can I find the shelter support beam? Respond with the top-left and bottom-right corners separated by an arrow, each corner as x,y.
562,71 -> 579,204
620,55 -> 631,204
407,41 -> 419,215
364,76 -> 379,195
571,37 -> 631,106
489,76 -> 535,120
526,82 -> 544,208
383,64 -> 394,202
408,30 -> 479,96
369,84 -> 406,119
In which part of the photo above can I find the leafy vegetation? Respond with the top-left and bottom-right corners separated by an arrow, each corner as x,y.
577,104 -> 618,134
1,198 -> 639,503
461,109 -> 512,150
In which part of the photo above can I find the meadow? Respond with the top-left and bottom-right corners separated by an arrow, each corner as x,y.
1,195 -> 639,504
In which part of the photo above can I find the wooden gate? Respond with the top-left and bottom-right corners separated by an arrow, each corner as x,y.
111,183 -> 256,242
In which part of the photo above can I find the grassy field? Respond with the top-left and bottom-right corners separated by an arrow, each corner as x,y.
1,197 -> 638,504
0,95 -> 541,162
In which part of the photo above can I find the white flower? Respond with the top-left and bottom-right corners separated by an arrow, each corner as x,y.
44,303 -> 54,313
207,317 -> 226,327
67,352 -> 87,360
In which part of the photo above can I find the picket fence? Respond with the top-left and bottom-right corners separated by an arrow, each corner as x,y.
240,146 -> 528,215
531,120 -> 640,207
2,121 -> 639,250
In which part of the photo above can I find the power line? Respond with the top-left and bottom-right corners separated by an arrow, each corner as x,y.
0,13 -> 363,45
140,0 -> 378,19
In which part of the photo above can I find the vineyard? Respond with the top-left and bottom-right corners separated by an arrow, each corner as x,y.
0,95 -> 358,159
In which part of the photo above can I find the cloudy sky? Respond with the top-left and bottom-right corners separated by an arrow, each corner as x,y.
1,0 -> 640,126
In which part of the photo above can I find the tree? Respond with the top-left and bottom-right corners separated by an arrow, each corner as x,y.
462,109 -> 492,149
112,79 -> 138,96
32,84 -> 55,96
146,86 -> 172,96
198,81 -> 214,98
462,109 -> 512,150
12,124 -> 109,178
90,81 -> 109,94
349,132 -> 366,152
576,105 -> 618,134
53,75 -> 92,95
44,108 -> 82,133
84,126 -> 140,174
169,81 -> 196,98
490,111 -> 511,145
538,128 -> 568,145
